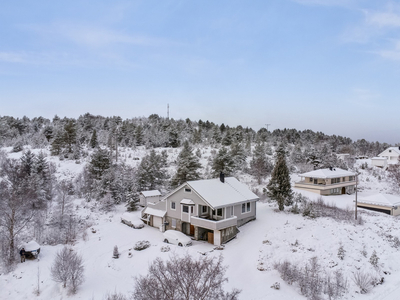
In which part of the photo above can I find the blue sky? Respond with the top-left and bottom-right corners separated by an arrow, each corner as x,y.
1,0 -> 399,144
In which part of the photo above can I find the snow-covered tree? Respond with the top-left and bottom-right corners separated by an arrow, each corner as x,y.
171,141 -> 202,187
267,144 -> 293,210
249,142 -> 272,184
137,150 -> 168,191
211,147 -> 235,177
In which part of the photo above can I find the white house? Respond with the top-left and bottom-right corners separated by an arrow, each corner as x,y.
141,174 -> 259,246
357,194 -> 400,216
370,157 -> 388,169
336,153 -> 350,161
378,147 -> 400,164
295,167 -> 356,195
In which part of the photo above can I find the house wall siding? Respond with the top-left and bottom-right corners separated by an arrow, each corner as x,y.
165,184 -> 206,219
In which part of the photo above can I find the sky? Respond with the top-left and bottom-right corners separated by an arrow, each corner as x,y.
0,0 -> 399,144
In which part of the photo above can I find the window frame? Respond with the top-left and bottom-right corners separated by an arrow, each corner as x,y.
182,205 -> 189,213
171,201 -> 176,210
241,203 -> 246,213
247,202 -> 251,212
184,187 -> 192,193
217,208 -> 223,216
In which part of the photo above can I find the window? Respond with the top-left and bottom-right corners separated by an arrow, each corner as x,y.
349,176 -> 354,181
191,206 -> 194,213
171,202 -> 176,210
184,188 -> 192,193
309,177 -> 313,182
217,208 -> 223,216
231,206 -> 234,216
247,202 -> 251,212
183,205 -> 189,213
343,177 -> 346,182
202,206 -> 208,213
330,188 -> 339,194
242,203 -> 246,213
172,219 -> 176,228
331,178 -> 341,184
389,150 -> 392,153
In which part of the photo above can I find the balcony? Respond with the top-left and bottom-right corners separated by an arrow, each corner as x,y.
295,180 -> 356,191
191,216 -> 237,231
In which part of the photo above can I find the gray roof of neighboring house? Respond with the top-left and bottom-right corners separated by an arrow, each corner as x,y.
141,190 -> 161,197
299,168 -> 355,179
358,194 -> 400,208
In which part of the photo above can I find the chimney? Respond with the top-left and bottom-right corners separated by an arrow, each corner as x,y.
220,172 -> 225,183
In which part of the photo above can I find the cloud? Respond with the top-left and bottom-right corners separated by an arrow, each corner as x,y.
0,52 -> 26,63
365,11 -> 400,27
375,40 -> 400,61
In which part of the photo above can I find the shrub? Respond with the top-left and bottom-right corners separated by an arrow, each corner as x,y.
134,241 -> 150,251
352,270 -> 372,294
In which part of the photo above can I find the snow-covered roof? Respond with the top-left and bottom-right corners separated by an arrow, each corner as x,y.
299,168 -> 355,179
23,240 -> 40,251
143,207 -> 166,217
378,147 -> 400,157
185,177 -> 259,209
121,212 -> 137,222
358,194 -> 400,208
180,199 -> 195,205
371,157 -> 387,160
141,190 -> 161,197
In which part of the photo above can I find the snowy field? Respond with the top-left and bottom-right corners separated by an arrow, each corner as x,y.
1,148 -> 400,300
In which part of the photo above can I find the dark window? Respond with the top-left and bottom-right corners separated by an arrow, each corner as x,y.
202,206 -> 208,213
171,202 -> 176,209
242,203 -> 246,213
309,177 -> 313,182
191,206 -> 194,213
184,188 -> 191,193
247,202 -> 251,212
217,208 -> 223,216
183,205 -> 189,213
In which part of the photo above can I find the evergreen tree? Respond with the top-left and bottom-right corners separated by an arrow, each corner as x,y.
249,142 -> 272,184
137,150 -> 168,191
171,141 -> 202,187
88,148 -> 111,180
63,120 -> 77,153
211,147 -> 235,177
51,130 -> 65,156
230,141 -> 247,172
89,129 -> 98,148
267,144 -> 293,210
20,150 -> 36,176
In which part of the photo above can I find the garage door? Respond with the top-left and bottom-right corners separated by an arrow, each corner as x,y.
153,216 -> 162,228
357,205 -> 391,215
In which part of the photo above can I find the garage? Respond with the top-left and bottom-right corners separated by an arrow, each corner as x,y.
357,194 -> 400,216
153,216 -> 163,228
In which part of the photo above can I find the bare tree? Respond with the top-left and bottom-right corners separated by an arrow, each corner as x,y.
103,291 -> 129,300
51,247 -> 72,288
133,254 -> 240,300
0,158 -> 36,269
69,251 -> 85,294
50,246 -> 85,293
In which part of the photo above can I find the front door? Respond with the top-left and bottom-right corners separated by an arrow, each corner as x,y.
207,232 -> 214,244
190,225 -> 195,236
341,187 -> 346,194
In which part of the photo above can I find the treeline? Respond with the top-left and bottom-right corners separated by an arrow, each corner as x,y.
0,113 -> 393,158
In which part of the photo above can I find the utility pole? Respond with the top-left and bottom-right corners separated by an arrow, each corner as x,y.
167,103 -> 169,119
355,173 -> 358,220
265,124 -> 271,131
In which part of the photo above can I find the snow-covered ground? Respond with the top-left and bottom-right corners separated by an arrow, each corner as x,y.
1,148 -> 399,300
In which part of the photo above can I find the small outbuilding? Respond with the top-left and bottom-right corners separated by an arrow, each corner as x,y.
20,240 -> 41,259
139,190 -> 162,206
357,194 -> 400,216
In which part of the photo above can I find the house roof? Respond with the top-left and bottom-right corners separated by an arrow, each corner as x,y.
358,194 -> 400,208
185,177 -> 259,209
299,168 -> 355,179
23,240 -> 40,251
378,147 -> 400,157
143,206 -> 166,217
141,190 -> 161,197
371,157 -> 387,160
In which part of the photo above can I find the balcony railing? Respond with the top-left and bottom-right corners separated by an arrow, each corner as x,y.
295,180 -> 356,190
191,216 -> 237,231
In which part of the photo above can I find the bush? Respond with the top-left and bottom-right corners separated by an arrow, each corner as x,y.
369,250 -> 379,268
352,270 -> 372,294
134,241 -> 150,251
337,245 -> 345,260
133,254 -> 240,300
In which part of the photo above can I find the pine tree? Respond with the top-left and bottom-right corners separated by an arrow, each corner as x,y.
63,120 -> 77,153
89,129 -> 98,148
267,144 -> 293,210
171,141 -> 202,187
249,142 -> 272,184
20,149 -> 36,176
230,142 -> 247,172
88,148 -> 111,180
137,150 -> 168,191
211,147 -> 235,177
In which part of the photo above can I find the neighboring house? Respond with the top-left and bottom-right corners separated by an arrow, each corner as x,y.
336,153 -> 350,161
139,190 -> 162,206
371,157 -> 388,169
357,194 -> 400,216
377,147 -> 400,164
141,174 -> 259,246
295,167 -> 356,195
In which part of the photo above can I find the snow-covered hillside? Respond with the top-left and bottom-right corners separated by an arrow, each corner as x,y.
1,146 -> 400,300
